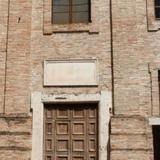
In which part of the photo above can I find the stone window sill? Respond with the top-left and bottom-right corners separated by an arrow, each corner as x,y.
44,23 -> 99,34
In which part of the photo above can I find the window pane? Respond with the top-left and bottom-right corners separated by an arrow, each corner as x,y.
72,5 -> 88,12
53,13 -> 69,24
155,0 -> 160,6
72,12 -> 89,23
53,6 -> 69,13
155,8 -> 160,18
52,0 -> 90,24
53,0 -> 69,5
72,0 -> 88,5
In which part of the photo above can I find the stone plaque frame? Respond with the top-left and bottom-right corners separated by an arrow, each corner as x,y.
43,59 -> 99,86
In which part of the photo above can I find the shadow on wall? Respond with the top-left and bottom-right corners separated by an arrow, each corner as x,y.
107,119 -> 111,160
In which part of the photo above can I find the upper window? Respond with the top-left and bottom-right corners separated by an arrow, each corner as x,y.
155,0 -> 160,19
52,0 -> 91,24
146,0 -> 160,31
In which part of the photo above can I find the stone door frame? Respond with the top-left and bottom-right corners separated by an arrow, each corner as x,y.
31,91 -> 112,160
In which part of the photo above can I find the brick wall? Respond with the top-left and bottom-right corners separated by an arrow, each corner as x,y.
0,0 -> 32,159
1,0 -> 160,159
111,0 -> 160,159
30,0 -> 112,94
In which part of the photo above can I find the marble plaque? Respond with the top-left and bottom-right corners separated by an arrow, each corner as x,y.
44,59 -> 98,86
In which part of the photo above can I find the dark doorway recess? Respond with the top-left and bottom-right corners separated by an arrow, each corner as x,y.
158,70 -> 160,108
152,125 -> 160,160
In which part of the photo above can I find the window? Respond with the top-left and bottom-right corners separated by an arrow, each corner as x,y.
146,0 -> 160,31
155,0 -> 160,19
52,0 -> 91,24
43,0 -> 99,34
149,64 -> 160,115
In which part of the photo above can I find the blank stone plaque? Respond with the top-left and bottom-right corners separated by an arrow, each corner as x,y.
44,59 -> 98,86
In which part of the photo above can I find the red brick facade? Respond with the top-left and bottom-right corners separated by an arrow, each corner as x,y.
0,0 -> 160,159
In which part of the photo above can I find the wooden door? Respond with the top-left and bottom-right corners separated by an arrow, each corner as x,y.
44,103 -> 98,160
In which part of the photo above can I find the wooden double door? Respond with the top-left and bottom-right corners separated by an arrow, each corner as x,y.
44,103 -> 98,160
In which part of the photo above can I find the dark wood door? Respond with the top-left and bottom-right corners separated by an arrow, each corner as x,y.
44,103 -> 98,160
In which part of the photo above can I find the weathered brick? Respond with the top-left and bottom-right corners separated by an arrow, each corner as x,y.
111,117 -> 146,134
111,134 -> 148,150
0,150 -> 31,160
111,150 -> 152,160
0,135 -> 31,149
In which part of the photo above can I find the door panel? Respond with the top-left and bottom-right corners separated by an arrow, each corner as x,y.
44,103 -> 98,160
